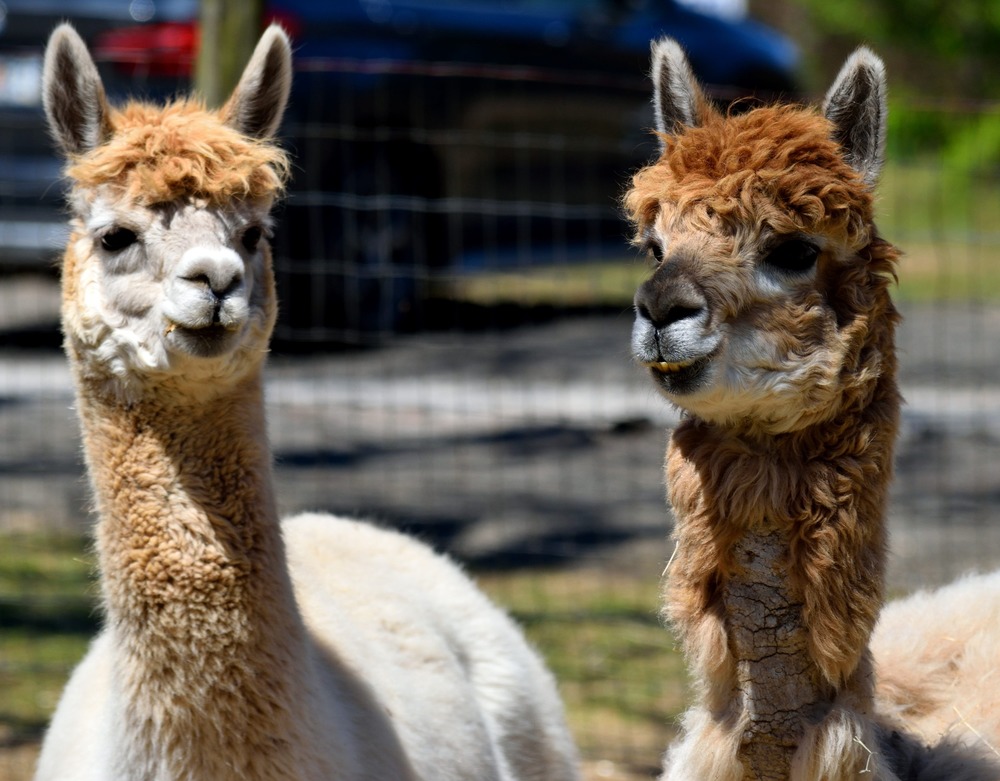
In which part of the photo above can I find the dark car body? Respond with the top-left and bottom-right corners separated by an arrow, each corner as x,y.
0,0 -> 798,341
0,0 -> 198,266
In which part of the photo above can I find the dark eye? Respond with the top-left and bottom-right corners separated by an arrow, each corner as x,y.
99,228 -> 138,252
641,237 -> 666,265
763,238 -> 819,274
241,226 -> 264,253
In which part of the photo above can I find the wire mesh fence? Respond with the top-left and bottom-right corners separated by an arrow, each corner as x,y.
268,56 -> 651,345
1,55 -> 1000,780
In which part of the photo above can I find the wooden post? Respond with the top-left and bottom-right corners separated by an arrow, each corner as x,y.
194,0 -> 264,107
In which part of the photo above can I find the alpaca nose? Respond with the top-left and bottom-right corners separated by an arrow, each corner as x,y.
176,247 -> 245,300
634,270 -> 707,330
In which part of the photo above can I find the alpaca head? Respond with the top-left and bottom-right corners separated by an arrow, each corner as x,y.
626,41 -> 898,435
43,23 -> 292,402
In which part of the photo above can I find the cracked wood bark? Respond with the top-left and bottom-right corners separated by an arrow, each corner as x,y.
727,528 -> 834,780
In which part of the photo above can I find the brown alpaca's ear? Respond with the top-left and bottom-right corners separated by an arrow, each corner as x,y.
42,23 -> 111,156
221,24 -> 292,140
649,37 -> 713,149
823,47 -> 887,187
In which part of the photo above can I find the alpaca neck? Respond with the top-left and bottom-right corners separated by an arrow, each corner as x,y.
76,368 -> 315,770
666,350 -> 900,776
725,527 -> 838,779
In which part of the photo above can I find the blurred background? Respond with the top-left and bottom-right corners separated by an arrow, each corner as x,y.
1,1 -> 999,779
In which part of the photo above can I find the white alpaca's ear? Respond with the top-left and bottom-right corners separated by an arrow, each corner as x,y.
650,37 -> 711,149
222,24 -> 292,140
42,23 -> 111,156
823,47 -> 887,187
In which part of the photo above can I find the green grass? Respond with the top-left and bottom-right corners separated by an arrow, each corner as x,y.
0,534 -> 682,780
439,257 -> 651,310
478,569 -> 686,775
0,534 -> 97,597
879,159 -> 1000,240
0,534 -> 97,747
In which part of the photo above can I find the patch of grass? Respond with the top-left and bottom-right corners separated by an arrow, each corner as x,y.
880,156 -> 1000,237
0,534 -> 97,748
0,630 -> 92,736
438,259 -> 649,310
477,568 -> 685,776
0,535 -> 684,780
893,241 -> 1000,302
0,534 -> 96,595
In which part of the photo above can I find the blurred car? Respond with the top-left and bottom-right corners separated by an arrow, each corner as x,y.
0,0 -> 198,268
0,0 -> 798,341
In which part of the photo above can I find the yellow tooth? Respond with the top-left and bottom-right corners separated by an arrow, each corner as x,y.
643,360 -> 694,372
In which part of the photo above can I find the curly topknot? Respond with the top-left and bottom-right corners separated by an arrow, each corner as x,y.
67,99 -> 290,205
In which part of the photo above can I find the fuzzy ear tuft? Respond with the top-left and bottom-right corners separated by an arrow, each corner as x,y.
650,38 -> 712,149
221,24 -> 293,140
42,23 -> 111,156
823,47 -> 887,187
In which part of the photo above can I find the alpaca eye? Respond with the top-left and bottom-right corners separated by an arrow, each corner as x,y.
100,228 -> 138,252
241,226 -> 263,253
763,239 -> 819,274
641,237 -> 666,265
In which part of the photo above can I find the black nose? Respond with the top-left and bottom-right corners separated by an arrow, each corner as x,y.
634,270 -> 707,330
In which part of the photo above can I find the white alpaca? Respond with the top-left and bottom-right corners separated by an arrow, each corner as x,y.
624,38 -> 1000,780
34,23 -> 580,781
873,571 -> 1000,758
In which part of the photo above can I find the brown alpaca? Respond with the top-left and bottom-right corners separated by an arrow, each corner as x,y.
34,23 -> 580,781
625,39 -> 1000,780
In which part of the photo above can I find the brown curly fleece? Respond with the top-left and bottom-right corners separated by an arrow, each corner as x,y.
66,99 -> 289,205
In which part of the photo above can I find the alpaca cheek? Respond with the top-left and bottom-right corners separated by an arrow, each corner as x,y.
102,272 -> 159,322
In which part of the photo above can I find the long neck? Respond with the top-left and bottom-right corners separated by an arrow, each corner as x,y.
664,327 -> 900,776
75,369 -> 316,775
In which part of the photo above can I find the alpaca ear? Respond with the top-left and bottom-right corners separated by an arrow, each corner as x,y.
650,37 -> 712,149
823,47 -> 887,187
221,24 -> 292,140
42,23 -> 111,156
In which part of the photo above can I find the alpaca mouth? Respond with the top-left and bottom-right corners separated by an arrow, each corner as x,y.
642,359 -> 698,373
165,321 -> 242,357
644,355 -> 712,395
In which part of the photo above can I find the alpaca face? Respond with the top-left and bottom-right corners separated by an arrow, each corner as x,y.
43,23 -> 291,399
631,211 -> 851,433
626,42 -> 891,434
61,190 -> 277,386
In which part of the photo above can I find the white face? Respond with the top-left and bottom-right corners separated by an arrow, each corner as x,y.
63,189 -> 276,398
